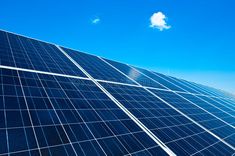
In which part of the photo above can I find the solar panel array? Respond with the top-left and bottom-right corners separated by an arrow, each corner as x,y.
0,30 -> 234,156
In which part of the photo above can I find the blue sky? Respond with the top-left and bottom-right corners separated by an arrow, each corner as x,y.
0,0 -> 235,94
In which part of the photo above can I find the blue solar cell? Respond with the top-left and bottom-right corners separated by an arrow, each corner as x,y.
103,58 -> 167,89
193,83 -> 228,98
163,76 -> 202,94
0,68 -> 165,155
0,30 -> 86,77
150,89 -> 235,147
168,77 -> 213,95
0,129 -> 8,154
61,47 -> 137,85
180,93 -> 235,126
182,80 -> 219,96
151,71 -> 187,92
101,82 -> 234,155
213,98 -> 235,111
131,66 -> 186,92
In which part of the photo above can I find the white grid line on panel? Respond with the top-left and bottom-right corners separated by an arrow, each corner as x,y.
16,35 -> 77,155
44,75 -> 109,156
97,79 -> 232,155
33,68 -> 80,156
2,108 -> 233,131
171,92 -> 235,128
211,97 -> 235,110
192,82 -> 224,97
0,64 -> 233,103
56,45 -> 176,156
134,70 -> 235,151
6,32 -> 43,156
127,64 -> 234,122
127,65 -> 173,91
123,145 -> 159,156
97,61 -> 235,151
0,65 -> 89,80
98,59 -> 231,154
96,79 -> 140,87
1,29 -> 234,155
164,76 -> 203,95
149,71 -> 193,94
1,66 -> 10,156
190,133 -> 235,156
190,94 -> 235,118
1,27 -> 233,99
166,76 -> 235,114
144,89 -> 235,151
26,38 -> 86,155
1,28 -> 234,100
0,142 -> 78,156
181,79 -> 220,97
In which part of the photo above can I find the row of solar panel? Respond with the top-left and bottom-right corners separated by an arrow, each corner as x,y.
0,30 -> 234,101
0,30 -> 234,155
0,68 -> 234,156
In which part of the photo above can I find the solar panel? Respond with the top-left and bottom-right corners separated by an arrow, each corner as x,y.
101,82 -> 234,155
213,98 -> 235,110
179,93 -> 235,126
160,75 -> 202,94
0,30 -> 86,77
172,78 -> 215,96
199,96 -> 235,113
60,47 -> 136,85
132,66 -> 186,92
150,89 -> 235,147
103,59 -> 167,89
197,83 -> 233,99
0,68 -> 166,155
0,30 -> 234,155
182,80 -> 221,97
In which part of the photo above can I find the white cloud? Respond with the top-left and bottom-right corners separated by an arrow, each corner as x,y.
92,18 -> 100,24
150,12 -> 171,31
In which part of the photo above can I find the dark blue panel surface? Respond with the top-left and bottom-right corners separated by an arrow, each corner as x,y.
62,47 -> 137,85
101,82 -> 235,155
182,80 -> 219,96
213,98 -> 235,111
150,89 -> 235,147
130,66 -> 185,91
180,93 -> 235,126
0,30 -> 86,77
0,68 -> 165,155
104,59 -> 167,89
163,76 -> 202,94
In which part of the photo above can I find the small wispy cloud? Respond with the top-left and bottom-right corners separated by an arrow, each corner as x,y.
150,12 -> 171,31
92,18 -> 100,24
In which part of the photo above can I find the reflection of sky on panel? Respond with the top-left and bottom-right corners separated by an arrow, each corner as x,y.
128,68 -> 140,81
151,68 -> 235,95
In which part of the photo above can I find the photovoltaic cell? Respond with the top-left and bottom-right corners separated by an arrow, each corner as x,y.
150,89 -> 235,147
131,66 -> 185,92
0,68 -> 166,156
213,98 -> 235,111
100,82 -> 235,155
179,93 -> 235,126
182,80 -> 219,97
103,58 -> 167,89
192,83 -> 226,97
196,96 -> 235,116
162,76 -> 202,94
173,78 -> 215,96
0,30 -> 86,77
61,47 -> 137,85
